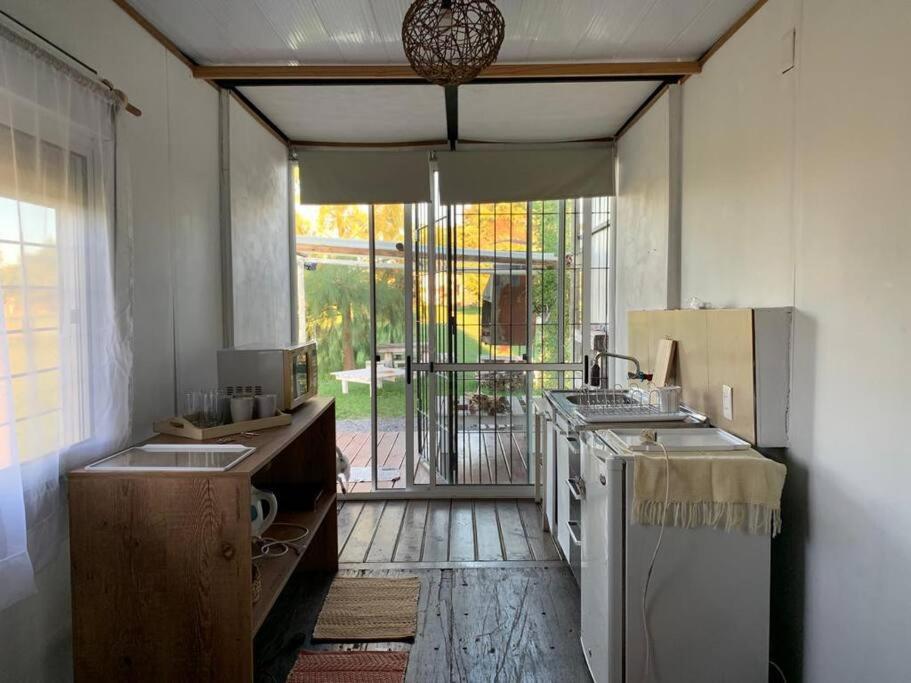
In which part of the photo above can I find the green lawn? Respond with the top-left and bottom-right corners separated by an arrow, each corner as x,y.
318,376 -> 406,420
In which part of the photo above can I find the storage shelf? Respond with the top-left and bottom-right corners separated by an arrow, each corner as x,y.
252,491 -> 336,635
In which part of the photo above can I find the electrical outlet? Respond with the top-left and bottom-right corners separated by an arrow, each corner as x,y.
722,385 -> 733,421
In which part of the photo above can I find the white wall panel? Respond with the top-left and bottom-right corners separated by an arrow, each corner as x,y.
229,98 -> 291,347
614,90 -> 672,372
680,0 -> 796,308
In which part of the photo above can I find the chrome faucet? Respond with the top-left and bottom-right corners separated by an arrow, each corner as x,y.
590,351 -> 651,388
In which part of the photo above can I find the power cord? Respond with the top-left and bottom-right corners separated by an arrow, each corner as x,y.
639,428 -> 669,682
252,523 -> 310,561
770,660 -> 787,682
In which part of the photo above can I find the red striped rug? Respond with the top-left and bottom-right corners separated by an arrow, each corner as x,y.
285,650 -> 408,683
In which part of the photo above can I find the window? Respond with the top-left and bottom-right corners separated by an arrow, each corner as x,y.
0,132 -> 91,464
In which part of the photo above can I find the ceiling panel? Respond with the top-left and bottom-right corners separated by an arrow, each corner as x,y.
460,81 -> 661,143
239,85 -> 447,143
125,0 -> 757,64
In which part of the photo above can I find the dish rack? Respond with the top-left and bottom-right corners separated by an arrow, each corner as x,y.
572,386 -> 687,423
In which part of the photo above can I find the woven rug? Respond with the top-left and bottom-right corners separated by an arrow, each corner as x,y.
313,577 -> 420,641
286,650 -> 408,683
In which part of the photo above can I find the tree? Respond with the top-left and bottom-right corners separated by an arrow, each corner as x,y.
297,203 -> 406,373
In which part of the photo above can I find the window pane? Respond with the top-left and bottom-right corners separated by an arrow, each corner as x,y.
7,330 -> 60,375
19,201 -> 56,245
0,242 -> 23,286
0,197 -> 20,242
27,287 -> 59,329
3,287 -> 24,331
24,244 -> 58,287
33,330 -> 60,371
16,411 -> 61,462
12,370 -> 60,420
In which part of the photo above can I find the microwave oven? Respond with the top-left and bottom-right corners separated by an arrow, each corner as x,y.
216,341 -> 318,411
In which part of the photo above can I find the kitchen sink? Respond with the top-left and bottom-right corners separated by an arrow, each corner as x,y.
550,389 -> 690,424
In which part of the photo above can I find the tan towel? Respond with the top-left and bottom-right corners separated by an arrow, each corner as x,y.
633,449 -> 786,536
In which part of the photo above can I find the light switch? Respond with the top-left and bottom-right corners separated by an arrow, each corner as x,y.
722,385 -> 733,421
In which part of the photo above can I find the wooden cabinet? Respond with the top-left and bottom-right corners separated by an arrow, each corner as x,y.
68,397 -> 338,682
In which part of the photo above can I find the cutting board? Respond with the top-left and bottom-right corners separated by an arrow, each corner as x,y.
653,338 -> 677,387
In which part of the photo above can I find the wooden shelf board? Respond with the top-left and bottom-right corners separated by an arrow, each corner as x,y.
252,491 -> 336,635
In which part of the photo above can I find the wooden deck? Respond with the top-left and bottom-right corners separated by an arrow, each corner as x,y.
336,499 -> 559,565
337,430 -> 530,492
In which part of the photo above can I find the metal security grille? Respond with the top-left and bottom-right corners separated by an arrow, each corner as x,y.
412,197 -> 604,486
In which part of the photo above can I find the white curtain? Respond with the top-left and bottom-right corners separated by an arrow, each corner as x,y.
0,25 -> 132,609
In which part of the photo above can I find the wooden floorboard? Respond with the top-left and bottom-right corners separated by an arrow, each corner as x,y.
518,500 -> 561,561
422,500 -> 451,562
338,499 -> 559,567
497,500 -> 535,561
394,500 -> 428,562
474,501 -> 504,561
365,500 -> 407,563
336,501 -> 364,554
253,566 -> 588,683
448,501 -> 475,562
338,500 -> 385,563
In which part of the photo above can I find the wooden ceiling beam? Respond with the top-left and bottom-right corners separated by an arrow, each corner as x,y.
192,61 -> 701,82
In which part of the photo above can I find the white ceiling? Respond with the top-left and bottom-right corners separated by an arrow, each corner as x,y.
125,0 -> 756,65
459,82 -> 661,143
124,0 -> 753,143
241,81 -> 662,143
240,85 -> 447,143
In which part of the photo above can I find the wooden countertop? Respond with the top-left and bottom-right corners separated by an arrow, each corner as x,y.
70,395 -> 335,478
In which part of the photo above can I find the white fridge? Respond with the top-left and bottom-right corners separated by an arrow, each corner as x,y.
580,429 -> 772,683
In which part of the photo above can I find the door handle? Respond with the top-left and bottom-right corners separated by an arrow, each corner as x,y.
566,476 -> 586,500
566,520 -> 582,547
406,355 -> 412,384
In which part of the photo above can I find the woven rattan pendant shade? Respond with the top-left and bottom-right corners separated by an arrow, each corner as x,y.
402,0 -> 505,86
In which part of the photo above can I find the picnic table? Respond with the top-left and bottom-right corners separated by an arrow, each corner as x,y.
377,343 -> 407,367
331,362 -> 406,395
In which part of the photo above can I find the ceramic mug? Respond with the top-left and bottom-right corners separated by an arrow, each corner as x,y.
254,394 -> 277,419
250,487 -> 278,537
230,396 -> 254,423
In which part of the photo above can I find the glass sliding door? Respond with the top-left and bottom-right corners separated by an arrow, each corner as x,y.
294,191 -> 414,493
293,166 -> 610,495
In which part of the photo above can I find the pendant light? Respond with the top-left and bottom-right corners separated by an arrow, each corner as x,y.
402,0 -> 506,86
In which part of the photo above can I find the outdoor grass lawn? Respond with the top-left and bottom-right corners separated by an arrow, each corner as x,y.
319,376 -> 407,420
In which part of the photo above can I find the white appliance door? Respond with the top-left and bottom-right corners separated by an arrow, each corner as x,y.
544,416 -> 556,532
581,438 -> 624,683
555,427 -> 574,558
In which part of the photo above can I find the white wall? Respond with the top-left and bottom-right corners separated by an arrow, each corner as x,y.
787,1 -> 911,679
229,97 -> 291,347
617,0 -> 911,680
0,1 -> 288,679
681,0 -> 797,308
614,88 -> 678,379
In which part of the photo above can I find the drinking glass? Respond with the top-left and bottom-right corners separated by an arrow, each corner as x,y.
182,390 -> 202,426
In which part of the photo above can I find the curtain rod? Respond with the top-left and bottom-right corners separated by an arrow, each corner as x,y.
0,10 -> 141,117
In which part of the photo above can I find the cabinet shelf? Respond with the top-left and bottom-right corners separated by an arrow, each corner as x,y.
252,491 -> 336,634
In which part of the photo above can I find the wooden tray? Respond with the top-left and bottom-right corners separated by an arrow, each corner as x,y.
153,411 -> 292,440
